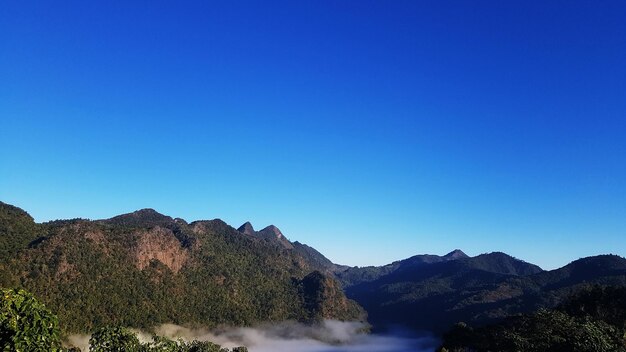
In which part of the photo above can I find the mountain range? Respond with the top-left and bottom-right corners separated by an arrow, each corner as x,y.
341,250 -> 626,332
1,201 -> 625,337
0,201 -> 363,333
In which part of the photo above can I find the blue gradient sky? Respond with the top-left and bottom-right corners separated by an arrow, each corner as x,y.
1,1 -> 625,269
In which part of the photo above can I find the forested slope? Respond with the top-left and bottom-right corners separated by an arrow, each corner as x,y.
0,202 -> 364,334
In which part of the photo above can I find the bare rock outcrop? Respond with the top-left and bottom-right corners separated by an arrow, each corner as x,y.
133,226 -> 188,273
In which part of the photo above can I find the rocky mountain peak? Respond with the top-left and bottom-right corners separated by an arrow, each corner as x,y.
237,221 -> 255,236
257,225 -> 293,249
258,225 -> 283,238
444,249 -> 469,260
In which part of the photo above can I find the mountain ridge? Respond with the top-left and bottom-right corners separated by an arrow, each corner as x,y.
0,202 -> 365,333
343,251 -> 625,333
1,201 -> 624,337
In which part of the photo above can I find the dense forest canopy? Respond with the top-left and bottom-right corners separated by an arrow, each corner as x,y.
438,286 -> 626,352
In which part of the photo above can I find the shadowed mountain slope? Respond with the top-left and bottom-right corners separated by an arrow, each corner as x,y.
344,251 -> 625,333
439,285 -> 626,352
336,249 -> 473,289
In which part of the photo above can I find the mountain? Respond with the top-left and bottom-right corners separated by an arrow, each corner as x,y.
0,202 -> 42,262
236,222 -> 255,236
343,251 -> 626,333
0,202 -> 364,334
101,208 -> 174,228
511,255 -> 626,311
2,201 -> 624,339
444,249 -> 469,260
256,225 -> 294,249
456,251 -> 543,276
236,222 -> 294,249
235,222 -> 347,272
291,241 -> 350,273
336,249 -> 471,288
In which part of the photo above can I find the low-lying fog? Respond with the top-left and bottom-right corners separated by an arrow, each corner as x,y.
68,320 -> 437,352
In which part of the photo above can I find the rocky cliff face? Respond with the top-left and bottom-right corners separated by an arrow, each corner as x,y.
133,226 -> 189,274
236,222 -> 295,249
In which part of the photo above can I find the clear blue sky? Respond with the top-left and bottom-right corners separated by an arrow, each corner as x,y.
1,1 -> 625,269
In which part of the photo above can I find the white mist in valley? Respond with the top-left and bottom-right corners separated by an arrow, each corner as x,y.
67,320 -> 438,352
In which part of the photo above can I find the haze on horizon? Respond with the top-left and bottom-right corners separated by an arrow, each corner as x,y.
1,1 -> 625,270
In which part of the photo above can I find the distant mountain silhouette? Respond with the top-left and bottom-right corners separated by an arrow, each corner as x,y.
444,249 -> 469,260
341,251 -> 625,333
336,249 -> 480,288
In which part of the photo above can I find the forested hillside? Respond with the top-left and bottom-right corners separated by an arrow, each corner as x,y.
439,285 -> 626,351
2,200 -> 624,345
0,202 -> 364,334
336,249 -> 472,288
342,250 -> 626,333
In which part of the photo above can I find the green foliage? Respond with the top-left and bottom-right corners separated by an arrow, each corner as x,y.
0,202 -> 42,260
149,335 -> 180,351
89,326 -> 246,352
0,288 -> 248,352
559,285 -> 626,329
0,288 -> 63,352
174,340 -> 228,352
298,271 -> 365,322
292,241 -> 338,272
439,286 -> 626,352
89,326 -> 143,352
0,202 -> 43,287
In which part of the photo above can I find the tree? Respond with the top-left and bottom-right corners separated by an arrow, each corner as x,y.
0,288 -> 63,351
0,287 -> 249,352
89,326 -> 247,352
89,326 -> 144,352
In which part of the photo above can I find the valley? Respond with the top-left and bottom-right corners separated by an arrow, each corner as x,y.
1,201 -> 625,351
